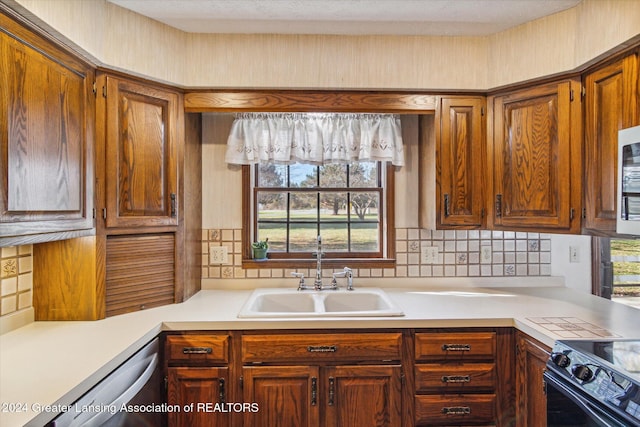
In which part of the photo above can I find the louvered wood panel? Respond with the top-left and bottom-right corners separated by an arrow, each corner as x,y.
106,233 -> 175,316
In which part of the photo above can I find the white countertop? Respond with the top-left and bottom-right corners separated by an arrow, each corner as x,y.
1,284 -> 639,426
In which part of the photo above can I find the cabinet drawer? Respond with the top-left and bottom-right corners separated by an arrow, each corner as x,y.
415,363 -> 496,393
415,394 -> 496,425
415,332 -> 496,361
242,333 -> 402,363
166,335 -> 230,364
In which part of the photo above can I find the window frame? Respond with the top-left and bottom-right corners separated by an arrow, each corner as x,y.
242,163 -> 396,269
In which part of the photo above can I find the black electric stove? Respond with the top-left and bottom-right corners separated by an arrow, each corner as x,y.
546,339 -> 640,426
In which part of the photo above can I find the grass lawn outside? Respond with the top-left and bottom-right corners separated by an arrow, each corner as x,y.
611,239 -> 640,297
257,210 -> 379,252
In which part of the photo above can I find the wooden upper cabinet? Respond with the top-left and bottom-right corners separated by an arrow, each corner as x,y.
489,79 -> 582,233
583,53 -> 639,234
436,97 -> 486,228
98,75 -> 180,228
0,19 -> 94,242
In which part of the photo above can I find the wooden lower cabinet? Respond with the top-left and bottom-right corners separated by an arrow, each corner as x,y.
242,366 -> 319,427
242,364 -> 402,427
167,367 -> 230,427
163,329 -> 516,427
515,332 -> 551,427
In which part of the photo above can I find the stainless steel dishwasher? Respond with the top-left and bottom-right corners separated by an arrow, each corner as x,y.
47,337 -> 164,427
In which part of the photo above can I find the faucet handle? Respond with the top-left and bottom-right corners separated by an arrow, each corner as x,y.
292,272 -> 307,290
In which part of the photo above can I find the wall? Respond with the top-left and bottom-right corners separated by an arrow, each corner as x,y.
12,0 -> 640,90
0,246 -> 34,333
201,114 -> 592,291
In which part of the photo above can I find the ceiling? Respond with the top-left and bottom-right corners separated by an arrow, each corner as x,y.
106,0 -> 582,36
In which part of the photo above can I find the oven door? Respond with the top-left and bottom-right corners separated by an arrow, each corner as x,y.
544,370 -> 635,427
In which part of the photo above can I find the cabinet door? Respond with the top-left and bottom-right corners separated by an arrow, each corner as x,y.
0,26 -> 94,240
167,367 -> 231,427
103,76 -> 179,228
323,365 -> 402,427
242,366 -> 320,427
515,332 -> 550,427
491,79 -> 581,232
583,54 -> 639,233
437,97 -> 486,228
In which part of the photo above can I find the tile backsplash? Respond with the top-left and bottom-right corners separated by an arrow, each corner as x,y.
201,228 -> 551,280
1,245 -> 33,317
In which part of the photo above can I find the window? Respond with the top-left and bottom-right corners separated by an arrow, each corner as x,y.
243,162 -> 396,267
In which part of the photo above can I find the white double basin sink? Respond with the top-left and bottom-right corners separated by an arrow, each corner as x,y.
238,287 -> 404,318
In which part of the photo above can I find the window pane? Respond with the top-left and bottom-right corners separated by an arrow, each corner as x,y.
350,192 -> 380,222
256,222 -> 286,251
351,223 -> 380,252
289,223 -> 319,252
320,164 -> 347,187
258,164 -> 286,187
349,162 -> 378,187
320,192 -> 348,220
290,193 -> 317,220
257,192 -> 287,219
290,164 -> 317,188
320,223 -> 349,252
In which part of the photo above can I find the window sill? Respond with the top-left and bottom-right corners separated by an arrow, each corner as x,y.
242,258 -> 396,270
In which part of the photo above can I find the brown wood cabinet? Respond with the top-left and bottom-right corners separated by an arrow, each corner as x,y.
99,74 -> 180,229
33,75 -> 200,320
435,96 -> 486,228
165,334 -> 233,427
583,52 -> 639,234
0,12 -> 94,245
515,331 -> 550,427
414,331 -> 498,426
241,332 -> 403,427
489,79 -> 582,233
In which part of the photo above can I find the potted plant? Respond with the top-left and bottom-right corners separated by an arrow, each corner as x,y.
251,238 -> 269,260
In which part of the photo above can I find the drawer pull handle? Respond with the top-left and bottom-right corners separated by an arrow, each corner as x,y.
441,375 -> 471,383
183,347 -> 213,354
307,345 -> 337,353
441,406 -> 471,415
442,344 -> 471,352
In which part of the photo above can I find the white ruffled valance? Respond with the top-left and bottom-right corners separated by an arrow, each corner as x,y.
224,113 -> 404,166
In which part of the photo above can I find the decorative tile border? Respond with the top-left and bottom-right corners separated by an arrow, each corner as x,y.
201,228 -> 552,280
0,245 -> 33,317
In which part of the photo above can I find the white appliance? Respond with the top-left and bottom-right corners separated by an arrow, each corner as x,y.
617,125 -> 640,236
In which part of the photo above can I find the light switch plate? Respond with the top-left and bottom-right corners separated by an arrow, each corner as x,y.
421,246 -> 438,264
209,245 -> 228,264
481,246 -> 492,263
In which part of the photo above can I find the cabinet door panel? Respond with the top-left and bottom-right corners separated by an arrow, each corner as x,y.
437,97 -> 486,228
243,366 -> 320,427
104,77 -> 178,228
167,367 -> 230,427
1,29 -> 93,237
492,80 -> 580,232
515,332 -> 550,427
323,365 -> 402,427
584,54 -> 639,232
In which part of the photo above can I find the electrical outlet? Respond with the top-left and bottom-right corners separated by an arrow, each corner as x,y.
421,246 -> 438,264
209,245 -> 228,264
569,246 -> 580,263
481,246 -> 492,263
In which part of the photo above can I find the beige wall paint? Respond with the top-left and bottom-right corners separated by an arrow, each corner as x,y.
14,0 -> 640,90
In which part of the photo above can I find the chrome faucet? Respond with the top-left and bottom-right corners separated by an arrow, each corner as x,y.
331,267 -> 354,291
313,235 -> 323,290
